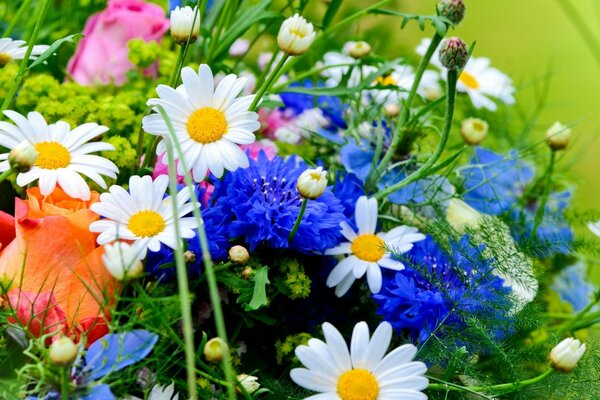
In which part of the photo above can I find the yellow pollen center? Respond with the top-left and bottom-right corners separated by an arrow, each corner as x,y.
128,210 -> 166,238
376,75 -> 397,87
187,107 -> 228,144
459,71 -> 480,89
352,234 -> 385,262
34,141 -> 71,170
337,369 -> 379,400
289,27 -> 307,38
0,53 -> 12,67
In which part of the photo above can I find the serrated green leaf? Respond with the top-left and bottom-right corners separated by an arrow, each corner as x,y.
27,33 -> 83,70
245,266 -> 270,311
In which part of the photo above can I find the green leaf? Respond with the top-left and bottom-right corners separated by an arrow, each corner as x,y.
27,33 -> 83,70
245,266 -> 270,311
369,9 -> 451,33
322,0 -> 344,29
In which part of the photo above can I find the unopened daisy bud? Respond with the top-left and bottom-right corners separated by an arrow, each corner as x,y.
241,266 -> 254,279
461,117 -> 488,145
8,141 -> 39,173
384,103 -> 401,118
204,337 -> 229,362
546,121 -> 571,151
229,245 -> 250,265
277,14 -> 316,56
549,338 -> 585,372
102,242 -> 144,281
184,250 -> 196,264
447,198 -> 483,233
49,336 -> 79,365
297,167 -> 327,199
237,374 -> 260,394
437,0 -> 466,25
348,41 -> 372,59
439,37 -> 469,70
170,6 -> 200,44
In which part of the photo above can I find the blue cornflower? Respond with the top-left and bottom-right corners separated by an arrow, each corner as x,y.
332,171 -> 365,220
207,151 -> 346,253
459,147 -> 534,215
373,235 -> 512,344
29,330 -> 158,400
551,262 -> 596,312
279,80 -> 346,128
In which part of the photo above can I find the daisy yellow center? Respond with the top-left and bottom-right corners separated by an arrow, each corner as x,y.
337,369 -> 379,400
376,75 -> 396,87
34,141 -> 71,170
289,27 -> 307,38
0,53 -> 12,67
459,71 -> 480,89
187,107 -> 228,144
128,210 -> 166,238
352,234 -> 385,262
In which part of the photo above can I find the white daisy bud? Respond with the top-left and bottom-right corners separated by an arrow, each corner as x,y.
170,6 -> 200,44
461,117 -> 488,145
237,374 -> 260,394
384,103 -> 401,118
8,141 -> 39,173
277,14 -> 316,56
204,337 -> 229,362
102,241 -> 144,281
49,336 -> 79,365
297,167 -> 327,199
549,338 -> 585,372
348,41 -> 372,59
229,245 -> 250,265
546,121 -> 571,151
446,198 -> 483,233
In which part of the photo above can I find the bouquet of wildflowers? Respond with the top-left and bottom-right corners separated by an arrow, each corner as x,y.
0,0 -> 599,398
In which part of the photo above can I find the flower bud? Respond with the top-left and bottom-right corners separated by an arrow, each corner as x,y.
348,41 -> 372,59
229,245 -> 250,265
461,117 -> 488,145
184,250 -> 196,264
241,266 -> 254,280
384,103 -> 401,118
297,167 -> 327,199
204,337 -> 229,362
49,336 -> 78,365
237,374 -> 260,394
437,0 -> 466,25
549,338 -> 585,372
102,241 -> 144,281
8,141 -> 39,173
545,121 -> 571,151
277,14 -> 316,56
439,37 -> 469,70
170,6 -> 200,44
446,198 -> 483,233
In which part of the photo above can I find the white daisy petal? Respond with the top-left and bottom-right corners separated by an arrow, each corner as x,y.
366,262 -> 383,293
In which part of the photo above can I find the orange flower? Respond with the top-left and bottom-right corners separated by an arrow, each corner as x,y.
0,187 -> 117,344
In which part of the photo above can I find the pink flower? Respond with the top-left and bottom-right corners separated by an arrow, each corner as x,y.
259,108 -> 294,139
67,0 -> 169,85
241,139 -> 278,160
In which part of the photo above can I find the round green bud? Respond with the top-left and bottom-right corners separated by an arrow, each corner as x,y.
437,0 -> 466,25
439,37 -> 469,70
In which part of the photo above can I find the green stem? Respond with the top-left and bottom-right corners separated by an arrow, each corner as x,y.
287,198 -> 308,243
155,105 -> 236,400
555,294 -> 600,334
162,134 -> 198,400
60,366 -> 69,400
366,32 -> 444,190
532,150 -> 556,236
249,53 -> 289,111
0,169 -> 13,183
271,62 -> 354,93
3,0 -> 33,37
0,0 -> 50,112
374,68 -> 458,200
428,368 -> 554,396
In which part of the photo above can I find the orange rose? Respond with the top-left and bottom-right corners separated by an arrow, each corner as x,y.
0,187 -> 117,344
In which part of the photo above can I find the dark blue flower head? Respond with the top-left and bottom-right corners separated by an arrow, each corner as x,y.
460,147 -> 534,215
279,80 -> 347,128
207,151 -> 346,253
374,235 -> 512,345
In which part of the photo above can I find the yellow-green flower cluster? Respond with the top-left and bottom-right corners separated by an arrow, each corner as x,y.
128,38 -> 162,69
275,333 -> 311,365
284,262 -> 311,300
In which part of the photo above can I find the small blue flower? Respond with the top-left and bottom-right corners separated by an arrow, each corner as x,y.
340,139 -> 375,182
374,236 -> 512,344
279,80 -> 346,128
460,147 -> 534,215
552,263 -> 596,312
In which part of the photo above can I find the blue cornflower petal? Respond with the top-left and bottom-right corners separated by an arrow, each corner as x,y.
340,140 -> 375,182
81,385 -> 116,400
279,80 -> 347,128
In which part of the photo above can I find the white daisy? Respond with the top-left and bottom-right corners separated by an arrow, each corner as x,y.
370,65 -> 415,106
0,110 -> 118,200
142,64 -> 260,180
89,175 -> 197,257
322,51 -> 377,88
325,196 -> 425,297
417,38 -> 515,111
290,321 -> 429,400
0,38 -> 49,67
